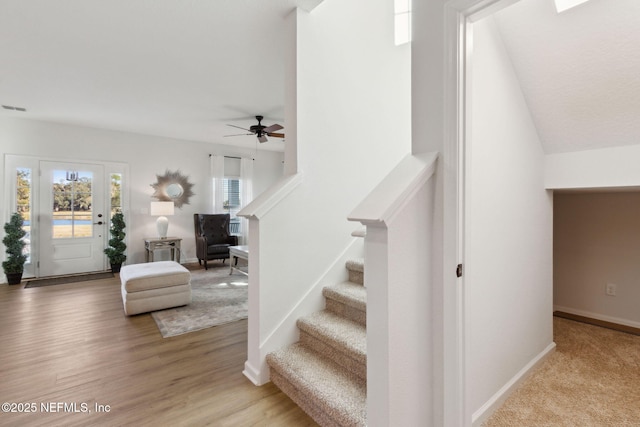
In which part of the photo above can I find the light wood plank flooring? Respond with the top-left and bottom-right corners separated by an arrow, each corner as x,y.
0,273 -> 317,427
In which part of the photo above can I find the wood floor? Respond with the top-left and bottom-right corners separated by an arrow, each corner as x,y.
0,273 -> 317,427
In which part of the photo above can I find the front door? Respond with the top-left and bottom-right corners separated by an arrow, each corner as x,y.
39,161 -> 107,276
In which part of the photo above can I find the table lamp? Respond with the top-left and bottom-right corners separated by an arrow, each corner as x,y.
150,201 -> 174,238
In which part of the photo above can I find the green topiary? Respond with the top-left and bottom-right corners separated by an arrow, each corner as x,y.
104,211 -> 127,265
2,213 -> 27,274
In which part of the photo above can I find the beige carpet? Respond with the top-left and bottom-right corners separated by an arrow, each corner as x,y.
484,316 -> 640,426
151,265 -> 247,338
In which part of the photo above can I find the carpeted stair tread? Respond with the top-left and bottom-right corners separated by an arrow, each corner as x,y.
297,310 -> 366,364
323,281 -> 367,312
346,259 -> 364,285
267,342 -> 366,427
351,228 -> 366,238
345,258 -> 364,273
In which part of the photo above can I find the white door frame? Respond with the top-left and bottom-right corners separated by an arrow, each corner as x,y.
443,0 -> 522,425
3,154 -> 129,280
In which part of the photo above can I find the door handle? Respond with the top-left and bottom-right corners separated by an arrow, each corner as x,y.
94,221 -> 104,225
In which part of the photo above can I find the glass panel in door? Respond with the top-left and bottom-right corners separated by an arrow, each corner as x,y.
51,169 -> 94,239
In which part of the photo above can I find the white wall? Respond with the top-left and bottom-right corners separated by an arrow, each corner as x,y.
466,17 -> 554,423
554,191 -> 640,328
0,116 -> 283,270
243,0 -> 411,384
546,144 -> 640,190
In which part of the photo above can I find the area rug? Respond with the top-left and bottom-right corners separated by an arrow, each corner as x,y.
24,271 -> 114,288
151,266 -> 248,338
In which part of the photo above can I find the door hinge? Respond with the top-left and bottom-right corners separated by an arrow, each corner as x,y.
456,263 -> 463,278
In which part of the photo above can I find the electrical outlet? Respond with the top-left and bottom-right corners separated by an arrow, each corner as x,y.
605,283 -> 617,296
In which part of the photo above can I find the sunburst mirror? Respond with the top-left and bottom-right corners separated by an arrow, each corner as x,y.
151,170 -> 195,208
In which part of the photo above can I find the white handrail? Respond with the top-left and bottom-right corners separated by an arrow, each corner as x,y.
238,172 -> 303,220
348,152 -> 438,226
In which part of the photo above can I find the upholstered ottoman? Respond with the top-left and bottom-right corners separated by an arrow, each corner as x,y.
120,261 -> 191,315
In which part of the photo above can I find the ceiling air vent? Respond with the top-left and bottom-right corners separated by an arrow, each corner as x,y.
2,105 -> 27,112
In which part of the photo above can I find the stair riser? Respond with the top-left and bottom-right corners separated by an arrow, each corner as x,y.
325,299 -> 366,327
269,369 -> 347,427
299,330 -> 366,382
265,258 -> 368,426
347,269 -> 364,285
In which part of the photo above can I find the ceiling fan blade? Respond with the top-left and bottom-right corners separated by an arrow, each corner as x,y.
224,133 -> 253,137
258,134 -> 268,143
263,124 -> 283,133
226,124 -> 251,132
267,132 -> 285,138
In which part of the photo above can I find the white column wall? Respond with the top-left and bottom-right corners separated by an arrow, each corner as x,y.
245,0 -> 411,383
292,0 -> 411,290
466,17 -> 553,423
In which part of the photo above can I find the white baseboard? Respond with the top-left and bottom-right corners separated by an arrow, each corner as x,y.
554,305 -> 640,330
472,342 -> 556,426
243,361 -> 268,386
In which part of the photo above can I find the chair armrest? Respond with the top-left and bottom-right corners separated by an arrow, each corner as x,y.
228,235 -> 238,246
195,235 -> 208,257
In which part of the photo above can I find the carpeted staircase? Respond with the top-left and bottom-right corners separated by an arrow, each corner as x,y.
266,258 -> 367,427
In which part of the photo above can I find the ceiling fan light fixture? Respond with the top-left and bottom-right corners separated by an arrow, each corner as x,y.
225,115 -> 285,143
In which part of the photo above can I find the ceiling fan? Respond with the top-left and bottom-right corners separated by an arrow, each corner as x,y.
225,115 -> 284,143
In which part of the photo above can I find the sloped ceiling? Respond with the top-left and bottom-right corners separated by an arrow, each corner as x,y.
0,0 -> 308,152
1,0 -> 637,155
494,0 -> 640,154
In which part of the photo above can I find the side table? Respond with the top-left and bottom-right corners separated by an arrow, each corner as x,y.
144,237 -> 182,263
229,245 -> 249,276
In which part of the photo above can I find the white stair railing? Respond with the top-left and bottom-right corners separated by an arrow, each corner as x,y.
348,152 -> 439,427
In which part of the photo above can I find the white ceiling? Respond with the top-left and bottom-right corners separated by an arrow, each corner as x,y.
495,0 -> 640,154
1,0 -> 638,155
0,0 -> 307,152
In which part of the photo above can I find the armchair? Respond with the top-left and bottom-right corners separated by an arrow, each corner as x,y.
194,214 -> 238,270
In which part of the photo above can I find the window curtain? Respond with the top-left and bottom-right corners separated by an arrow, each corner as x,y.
211,155 -> 225,213
239,157 -> 253,245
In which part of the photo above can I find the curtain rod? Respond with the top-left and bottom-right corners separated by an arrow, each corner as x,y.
209,154 -> 254,160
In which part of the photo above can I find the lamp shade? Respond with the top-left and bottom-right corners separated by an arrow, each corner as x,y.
150,201 -> 174,216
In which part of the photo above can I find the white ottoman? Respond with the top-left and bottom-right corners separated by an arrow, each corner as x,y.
120,261 -> 191,316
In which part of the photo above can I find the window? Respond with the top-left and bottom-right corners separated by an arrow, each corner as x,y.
110,173 -> 123,216
51,170 -> 94,239
223,178 -> 242,235
394,0 -> 411,45
16,168 -> 31,262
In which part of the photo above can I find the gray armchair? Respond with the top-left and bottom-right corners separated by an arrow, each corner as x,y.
194,214 -> 238,270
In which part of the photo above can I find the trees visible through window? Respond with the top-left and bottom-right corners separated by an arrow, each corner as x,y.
16,168 -> 31,262
110,173 -> 122,216
16,168 -> 31,218
51,170 -> 93,238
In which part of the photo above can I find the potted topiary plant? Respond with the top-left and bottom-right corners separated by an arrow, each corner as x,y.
104,211 -> 127,273
2,212 -> 27,285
